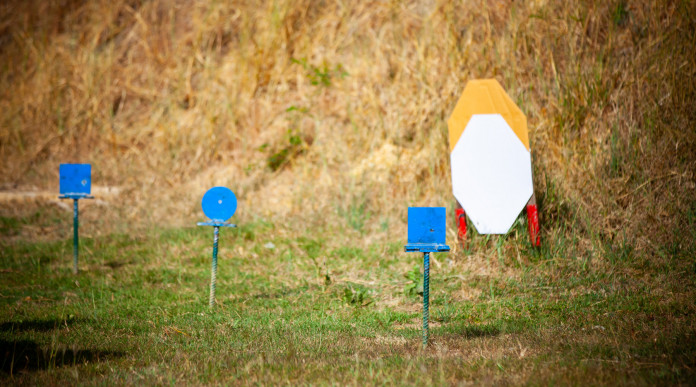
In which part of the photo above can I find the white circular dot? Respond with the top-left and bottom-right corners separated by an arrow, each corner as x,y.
218,200 -> 222,204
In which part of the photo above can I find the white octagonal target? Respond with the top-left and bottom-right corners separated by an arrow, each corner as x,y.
450,114 -> 533,234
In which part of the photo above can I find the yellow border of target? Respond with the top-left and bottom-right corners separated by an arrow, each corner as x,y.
447,79 -> 529,152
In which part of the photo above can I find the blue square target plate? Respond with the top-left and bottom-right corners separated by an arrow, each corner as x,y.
405,207 -> 450,252
59,164 -> 91,196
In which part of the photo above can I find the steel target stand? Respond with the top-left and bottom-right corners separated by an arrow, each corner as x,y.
58,164 -> 94,274
404,207 -> 450,348
197,187 -> 238,309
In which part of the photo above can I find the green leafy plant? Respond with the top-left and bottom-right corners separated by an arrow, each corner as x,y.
341,283 -> 373,307
266,129 -> 306,171
404,265 -> 423,297
291,57 -> 348,87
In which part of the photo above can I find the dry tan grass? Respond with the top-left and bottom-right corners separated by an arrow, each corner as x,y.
1,0 -> 694,260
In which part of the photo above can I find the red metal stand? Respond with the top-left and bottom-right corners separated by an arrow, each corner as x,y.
455,206 -> 467,248
526,203 -> 540,247
454,200 -> 540,247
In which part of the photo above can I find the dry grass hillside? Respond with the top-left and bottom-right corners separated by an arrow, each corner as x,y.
1,0 -> 694,255
2,1 -> 696,384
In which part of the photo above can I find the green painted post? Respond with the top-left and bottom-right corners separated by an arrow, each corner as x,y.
423,252 -> 430,348
209,226 -> 219,308
73,199 -> 79,274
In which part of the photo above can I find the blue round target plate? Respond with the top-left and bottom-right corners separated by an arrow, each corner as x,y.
201,187 -> 237,221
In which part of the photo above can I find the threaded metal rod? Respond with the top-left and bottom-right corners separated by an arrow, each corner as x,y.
73,199 -> 79,275
423,251 -> 430,348
209,226 -> 219,309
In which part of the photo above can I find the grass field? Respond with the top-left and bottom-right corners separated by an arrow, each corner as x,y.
2,0 -> 696,385
1,205 -> 695,384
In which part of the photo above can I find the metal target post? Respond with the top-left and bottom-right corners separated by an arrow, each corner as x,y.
211,226 -> 219,308
422,251 -> 430,347
73,198 -> 79,272
197,187 -> 238,309
405,207 -> 450,348
59,164 -> 94,274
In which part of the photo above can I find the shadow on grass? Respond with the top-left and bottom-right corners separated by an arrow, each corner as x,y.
0,339 -> 123,374
248,285 -> 308,300
435,322 -> 503,339
456,324 -> 499,338
104,260 -> 128,270
0,318 -> 84,333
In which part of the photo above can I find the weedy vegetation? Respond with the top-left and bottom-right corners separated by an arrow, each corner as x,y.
1,0 -> 695,385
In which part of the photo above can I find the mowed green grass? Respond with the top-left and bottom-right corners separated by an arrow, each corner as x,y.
1,209 -> 695,385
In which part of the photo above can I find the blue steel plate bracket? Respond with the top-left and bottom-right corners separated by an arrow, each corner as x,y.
59,194 -> 94,200
197,221 -> 237,228
404,243 -> 450,253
